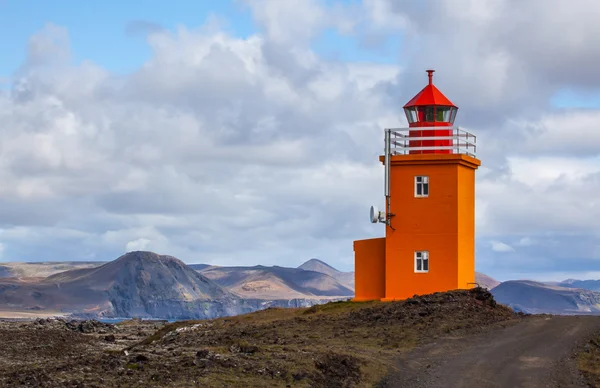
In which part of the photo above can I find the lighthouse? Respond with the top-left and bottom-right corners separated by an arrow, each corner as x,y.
353,69 -> 481,301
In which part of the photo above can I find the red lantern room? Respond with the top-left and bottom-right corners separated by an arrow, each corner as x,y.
403,70 -> 458,154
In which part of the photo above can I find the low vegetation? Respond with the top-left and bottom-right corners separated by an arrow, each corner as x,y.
125,287 -> 520,387
0,288 -> 523,387
578,335 -> 600,387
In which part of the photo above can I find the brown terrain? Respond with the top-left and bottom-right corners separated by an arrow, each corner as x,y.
297,258 -> 355,290
0,288 -> 513,387
0,252 -> 244,320
0,262 -> 105,279
198,264 -> 354,300
1,287 -> 599,387
0,255 -> 360,320
1,258 -> 492,297
3,252 -> 600,319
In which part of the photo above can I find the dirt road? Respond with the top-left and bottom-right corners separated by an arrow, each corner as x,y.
379,315 -> 600,388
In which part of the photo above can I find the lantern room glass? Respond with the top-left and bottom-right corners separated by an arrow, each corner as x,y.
404,107 -> 418,124
423,106 -> 434,122
436,106 -> 451,122
449,107 -> 457,124
405,106 -> 458,124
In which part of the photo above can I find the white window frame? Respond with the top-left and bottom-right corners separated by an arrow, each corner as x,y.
414,251 -> 429,273
414,175 -> 429,197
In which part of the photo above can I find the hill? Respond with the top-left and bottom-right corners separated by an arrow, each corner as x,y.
297,260 -> 500,293
0,252 -> 250,319
298,258 -> 355,290
491,280 -> 600,314
199,264 -> 354,299
558,279 -> 600,292
298,258 -> 340,276
0,262 -> 105,278
0,252 -> 355,319
187,264 -> 212,271
0,287 -> 520,387
476,272 -> 501,289
2,287 -> 600,387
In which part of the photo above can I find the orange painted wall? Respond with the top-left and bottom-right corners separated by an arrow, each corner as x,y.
457,163 -> 477,289
353,237 -> 386,301
380,154 -> 480,300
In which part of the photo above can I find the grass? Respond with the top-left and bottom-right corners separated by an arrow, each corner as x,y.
122,288 -> 519,387
578,335 -> 600,387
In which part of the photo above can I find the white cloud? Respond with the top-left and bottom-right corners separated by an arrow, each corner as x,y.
0,18 -> 397,270
490,241 -> 515,253
126,238 -> 152,252
517,237 -> 535,247
1,1 -> 600,281
507,156 -> 600,188
362,0 -> 411,32
243,0 -> 327,45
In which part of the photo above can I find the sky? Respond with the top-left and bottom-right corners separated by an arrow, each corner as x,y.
1,0 -> 600,282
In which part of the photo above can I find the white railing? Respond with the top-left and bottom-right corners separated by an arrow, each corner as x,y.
385,126 -> 477,157
381,126 -> 477,225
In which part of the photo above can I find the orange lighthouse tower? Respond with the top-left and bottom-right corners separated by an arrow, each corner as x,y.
353,70 -> 481,301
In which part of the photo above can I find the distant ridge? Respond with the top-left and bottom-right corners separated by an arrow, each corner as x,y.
491,280 -> 600,314
298,258 -> 355,290
188,264 -> 213,271
199,264 -> 354,299
43,251 -> 234,299
298,258 -> 340,274
476,272 -> 501,290
558,279 -> 600,292
0,261 -> 106,278
9,254 -> 599,317
0,251 -> 246,319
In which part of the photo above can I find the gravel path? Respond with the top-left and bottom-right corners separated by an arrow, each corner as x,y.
379,315 -> 600,388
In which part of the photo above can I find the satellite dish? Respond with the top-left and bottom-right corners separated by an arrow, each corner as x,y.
370,206 -> 377,223
370,206 -> 385,223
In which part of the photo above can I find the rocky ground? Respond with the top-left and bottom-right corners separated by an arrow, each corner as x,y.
0,288 -> 595,387
379,315 -> 600,387
0,317 -> 166,387
579,332 -> 600,387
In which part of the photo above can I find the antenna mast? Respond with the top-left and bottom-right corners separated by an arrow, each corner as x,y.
384,128 -> 394,227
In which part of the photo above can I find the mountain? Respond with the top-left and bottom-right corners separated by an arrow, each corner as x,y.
298,258 -> 340,275
557,279 -> 600,292
297,260 -> 500,292
0,252 -> 253,319
0,262 -> 105,278
0,252 -> 354,319
199,264 -> 354,299
491,280 -> 600,315
15,255 -> 600,318
187,264 -> 212,271
476,272 -> 501,290
0,266 -> 10,278
298,258 -> 355,290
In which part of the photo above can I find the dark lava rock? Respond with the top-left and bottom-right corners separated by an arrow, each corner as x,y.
134,354 -> 149,363
66,320 -> 114,333
196,349 -> 210,359
230,342 -> 259,354
314,352 -> 361,388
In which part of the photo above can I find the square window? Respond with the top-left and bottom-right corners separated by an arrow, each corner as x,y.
415,176 -> 429,197
415,251 -> 429,273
